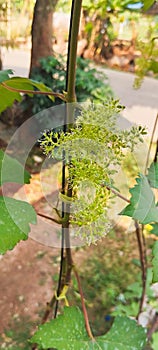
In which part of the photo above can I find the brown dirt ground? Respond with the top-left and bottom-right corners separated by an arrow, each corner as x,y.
0,237 -> 60,334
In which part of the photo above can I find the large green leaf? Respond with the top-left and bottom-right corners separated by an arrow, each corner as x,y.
152,332 -> 158,350
0,69 -> 14,83
151,223 -> 158,236
149,61 -> 158,74
0,75 -> 55,113
152,241 -> 158,283
147,161 -> 158,189
0,83 -> 22,113
120,174 -> 158,224
31,306 -> 147,350
0,196 -> 36,254
0,150 -> 31,185
143,0 -> 155,11
5,77 -> 55,101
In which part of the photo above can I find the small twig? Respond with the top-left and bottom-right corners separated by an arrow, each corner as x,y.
42,295 -> 56,323
106,185 -> 130,203
37,212 -> 62,224
73,267 -> 95,341
53,0 -> 82,317
1,81 -> 66,101
54,231 -> 65,318
145,113 -> 158,173
142,225 -> 147,272
135,221 -> 147,320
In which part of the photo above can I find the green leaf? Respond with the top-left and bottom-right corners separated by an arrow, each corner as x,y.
31,79 -> 55,101
0,76 -> 55,113
0,150 -> 31,185
143,0 -> 155,11
0,196 -> 36,254
6,77 -> 55,101
5,77 -> 35,95
149,60 -> 158,74
97,315 -> 147,349
151,223 -> 158,236
120,174 -> 158,224
0,83 -> 22,113
152,332 -> 158,350
0,69 -> 14,83
152,241 -> 158,283
147,161 -> 158,189
30,306 -> 147,350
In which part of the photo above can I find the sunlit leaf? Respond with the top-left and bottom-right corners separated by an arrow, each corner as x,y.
31,306 -> 147,350
149,61 -> 158,74
143,0 -> 155,11
120,174 -> 158,224
4,77 -> 55,101
0,69 -> 14,83
0,196 -> 36,254
0,83 -> 22,113
152,332 -> 158,350
0,150 -> 31,185
147,160 -> 158,189
0,76 -> 55,113
151,223 -> 158,236
152,241 -> 158,282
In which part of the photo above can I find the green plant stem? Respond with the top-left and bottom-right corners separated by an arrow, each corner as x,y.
1,81 -> 66,100
66,0 -> 82,105
42,295 -> 56,323
54,150 -> 66,318
135,221 -> 147,320
54,0 -> 82,318
37,211 -> 63,224
105,185 -> 130,203
74,266 -> 95,341
54,246 -> 66,318
64,193 -> 73,284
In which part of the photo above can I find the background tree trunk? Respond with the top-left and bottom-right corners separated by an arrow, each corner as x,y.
29,0 -> 58,76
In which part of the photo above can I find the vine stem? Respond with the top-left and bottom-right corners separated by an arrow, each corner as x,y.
73,267 -> 95,341
135,222 -> 147,320
37,211 -> 62,224
66,0 -> 82,104
106,186 -> 130,203
1,81 -> 66,100
54,0 -> 83,318
136,117 -> 158,322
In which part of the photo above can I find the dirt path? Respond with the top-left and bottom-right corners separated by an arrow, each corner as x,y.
0,238 -> 59,333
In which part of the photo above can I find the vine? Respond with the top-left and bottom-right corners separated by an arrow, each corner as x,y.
0,0 -> 158,349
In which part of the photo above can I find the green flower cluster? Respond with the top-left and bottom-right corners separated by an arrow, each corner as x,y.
40,100 -> 146,244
